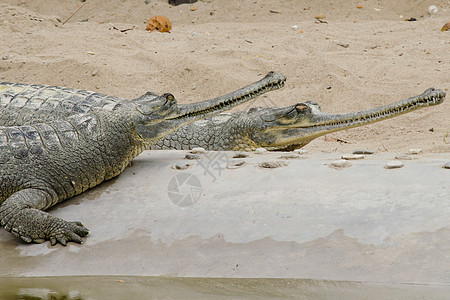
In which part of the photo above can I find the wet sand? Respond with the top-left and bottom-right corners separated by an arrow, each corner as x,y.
1,276 -> 450,300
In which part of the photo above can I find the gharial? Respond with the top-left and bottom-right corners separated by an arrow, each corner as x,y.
149,87 -> 445,151
0,72 -> 286,245
0,78 -> 445,152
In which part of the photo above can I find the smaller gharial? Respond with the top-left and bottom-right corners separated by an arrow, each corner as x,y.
0,72 -> 286,246
148,88 -> 446,151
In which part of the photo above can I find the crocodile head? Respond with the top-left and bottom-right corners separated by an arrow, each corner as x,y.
132,92 -> 178,117
136,71 -> 286,142
248,88 -> 446,151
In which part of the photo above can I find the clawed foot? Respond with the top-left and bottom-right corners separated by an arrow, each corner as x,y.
14,218 -> 89,246
47,221 -> 90,246
1,190 -> 90,246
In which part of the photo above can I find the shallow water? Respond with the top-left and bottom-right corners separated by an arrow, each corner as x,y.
0,276 -> 449,300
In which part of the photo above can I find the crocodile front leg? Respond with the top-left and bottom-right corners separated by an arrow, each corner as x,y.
0,188 -> 89,246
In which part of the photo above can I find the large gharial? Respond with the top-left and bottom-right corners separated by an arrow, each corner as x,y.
0,72 -> 286,245
0,79 -> 446,152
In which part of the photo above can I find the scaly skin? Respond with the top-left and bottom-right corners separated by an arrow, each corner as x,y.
0,72 -> 286,245
1,78 -> 444,152
0,72 -> 286,127
149,88 -> 446,151
0,95 -> 173,246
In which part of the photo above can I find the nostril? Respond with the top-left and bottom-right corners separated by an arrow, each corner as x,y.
265,71 -> 275,78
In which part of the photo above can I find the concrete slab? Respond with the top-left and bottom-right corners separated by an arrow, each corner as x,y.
0,150 -> 449,285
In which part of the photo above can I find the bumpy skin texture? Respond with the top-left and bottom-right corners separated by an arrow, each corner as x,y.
0,110 -> 143,245
149,112 -> 259,151
0,82 -> 128,126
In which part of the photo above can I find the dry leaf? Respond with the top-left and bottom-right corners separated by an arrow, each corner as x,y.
146,16 -> 172,33
441,22 -> 450,31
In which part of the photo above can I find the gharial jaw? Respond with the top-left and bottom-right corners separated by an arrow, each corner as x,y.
251,88 -> 446,151
168,71 -> 286,121
138,71 -> 286,143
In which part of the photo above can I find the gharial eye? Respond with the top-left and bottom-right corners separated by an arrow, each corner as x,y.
162,93 -> 175,102
295,103 -> 308,112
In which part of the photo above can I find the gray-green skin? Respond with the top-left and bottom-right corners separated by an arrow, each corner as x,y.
1,80 -> 445,152
149,88 -> 446,151
0,72 -> 287,245
0,72 -> 286,127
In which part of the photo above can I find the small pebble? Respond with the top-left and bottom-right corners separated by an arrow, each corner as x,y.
341,154 -> 364,160
443,162 -> 450,169
233,153 -> 248,159
337,42 -> 349,48
428,5 -> 438,14
185,154 -> 200,160
226,161 -> 246,169
172,162 -> 191,170
91,69 -> 98,76
255,148 -> 268,154
385,161 -> 404,169
259,161 -> 288,169
408,149 -> 422,155
190,147 -> 206,154
353,149 -> 374,155
395,155 -> 414,160
293,149 -> 308,155
279,153 -> 302,159
329,159 -> 352,169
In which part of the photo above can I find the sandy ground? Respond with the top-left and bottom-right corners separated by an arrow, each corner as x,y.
0,0 -> 449,153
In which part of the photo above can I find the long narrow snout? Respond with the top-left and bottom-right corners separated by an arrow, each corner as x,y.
170,71 -> 286,122
137,72 -> 286,143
